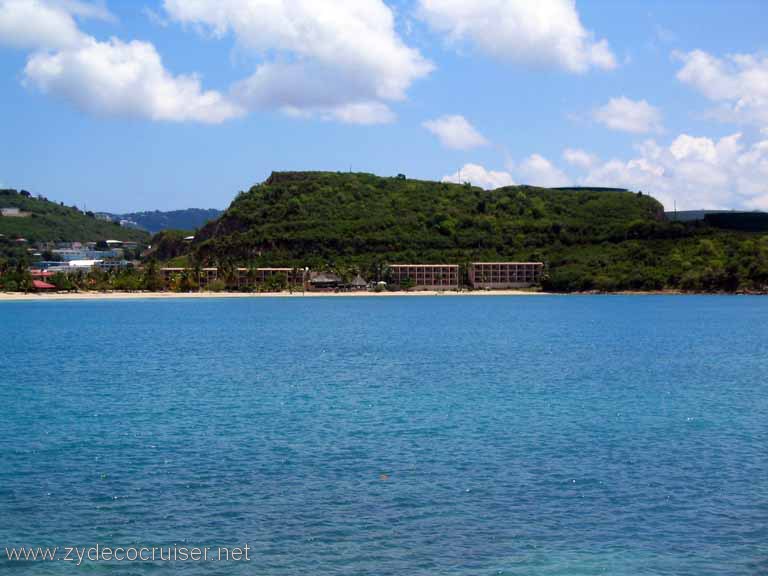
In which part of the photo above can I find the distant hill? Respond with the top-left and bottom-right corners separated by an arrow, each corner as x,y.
0,190 -> 149,243
666,210 -> 768,232
704,212 -> 768,232
666,210 -> 732,222
185,171 -> 768,293
106,209 -> 222,234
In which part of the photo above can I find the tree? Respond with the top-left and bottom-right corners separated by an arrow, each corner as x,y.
141,260 -> 163,291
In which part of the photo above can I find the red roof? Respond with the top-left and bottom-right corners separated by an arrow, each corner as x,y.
32,280 -> 56,290
31,270 -> 55,278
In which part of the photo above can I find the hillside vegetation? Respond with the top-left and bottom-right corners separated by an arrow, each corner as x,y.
0,190 -> 149,243
194,172 -> 663,266
183,172 -> 767,292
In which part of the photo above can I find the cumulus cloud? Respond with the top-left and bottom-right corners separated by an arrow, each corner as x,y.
164,0 -> 433,123
593,97 -> 663,134
515,154 -> 571,187
563,147 -> 597,168
438,132 -> 768,209
2,0 -> 241,123
0,0 -> 85,50
440,154 -> 571,190
675,50 -> 768,126
580,133 -> 768,210
423,115 -> 488,149
24,37 -> 245,123
442,163 -> 514,189
418,0 -> 616,73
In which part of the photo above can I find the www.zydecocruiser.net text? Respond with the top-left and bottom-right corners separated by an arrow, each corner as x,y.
4,544 -> 251,566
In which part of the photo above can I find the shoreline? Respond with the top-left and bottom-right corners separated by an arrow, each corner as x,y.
0,289 -> 762,302
0,290 -> 550,302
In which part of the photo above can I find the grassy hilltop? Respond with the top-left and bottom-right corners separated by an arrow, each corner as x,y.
183,171 -> 768,292
0,190 -> 149,243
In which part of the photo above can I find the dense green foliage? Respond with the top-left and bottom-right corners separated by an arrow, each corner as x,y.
0,235 -> 32,269
147,229 -> 194,262
188,172 -> 768,293
109,208 -> 222,234
0,263 -> 166,293
0,190 -> 149,243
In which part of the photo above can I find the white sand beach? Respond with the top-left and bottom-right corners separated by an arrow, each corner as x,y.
0,290 -> 550,302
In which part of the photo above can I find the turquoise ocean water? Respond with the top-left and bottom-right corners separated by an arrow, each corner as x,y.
1,296 -> 766,575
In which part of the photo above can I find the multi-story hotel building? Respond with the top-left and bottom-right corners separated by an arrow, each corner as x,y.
198,268 -> 219,289
235,268 -> 306,289
160,267 -> 184,286
388,264 -> 459,290
160,267 -> 218,288
468,262 -> 544,289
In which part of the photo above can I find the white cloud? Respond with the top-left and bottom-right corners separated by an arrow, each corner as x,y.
2,0 -> 242,124
441,154 -> 569,191
563,147 -> 597,168
49,0 -> 112,20
423,115 -> 488,149
418,0 -> 616,73
164,0 -> 433,122
593,97 -> 663,134
442,163 -> 514,189
325,101 -> 395,125
24,37 -> 244,123
516,154 -> 571,187
675,50 -> 768,126
0,0 -> 84,50
579,133 -> 768,210
440,133 -> 768,208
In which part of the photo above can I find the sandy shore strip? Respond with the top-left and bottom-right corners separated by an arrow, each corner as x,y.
0,290 -> 552,302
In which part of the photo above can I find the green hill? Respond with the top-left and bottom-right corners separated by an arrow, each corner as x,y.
186,171 -> 768,293
0,190 -> 149,243
195,171 -> 664,262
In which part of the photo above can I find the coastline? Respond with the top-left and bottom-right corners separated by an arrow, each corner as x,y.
0,290 -> 551,302
0,289 -> 761,302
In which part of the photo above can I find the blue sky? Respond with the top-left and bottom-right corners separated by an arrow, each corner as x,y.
1,0 -> 767,212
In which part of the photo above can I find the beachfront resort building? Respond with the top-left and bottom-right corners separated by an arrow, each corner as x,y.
160,267 -> 218,289
388,264 -> 459,290
309,271 -> 343,291
468,262 -> 544,289
235,267 -> 306,290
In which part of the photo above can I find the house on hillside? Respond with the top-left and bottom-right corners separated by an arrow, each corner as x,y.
1,207 -> 31,217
